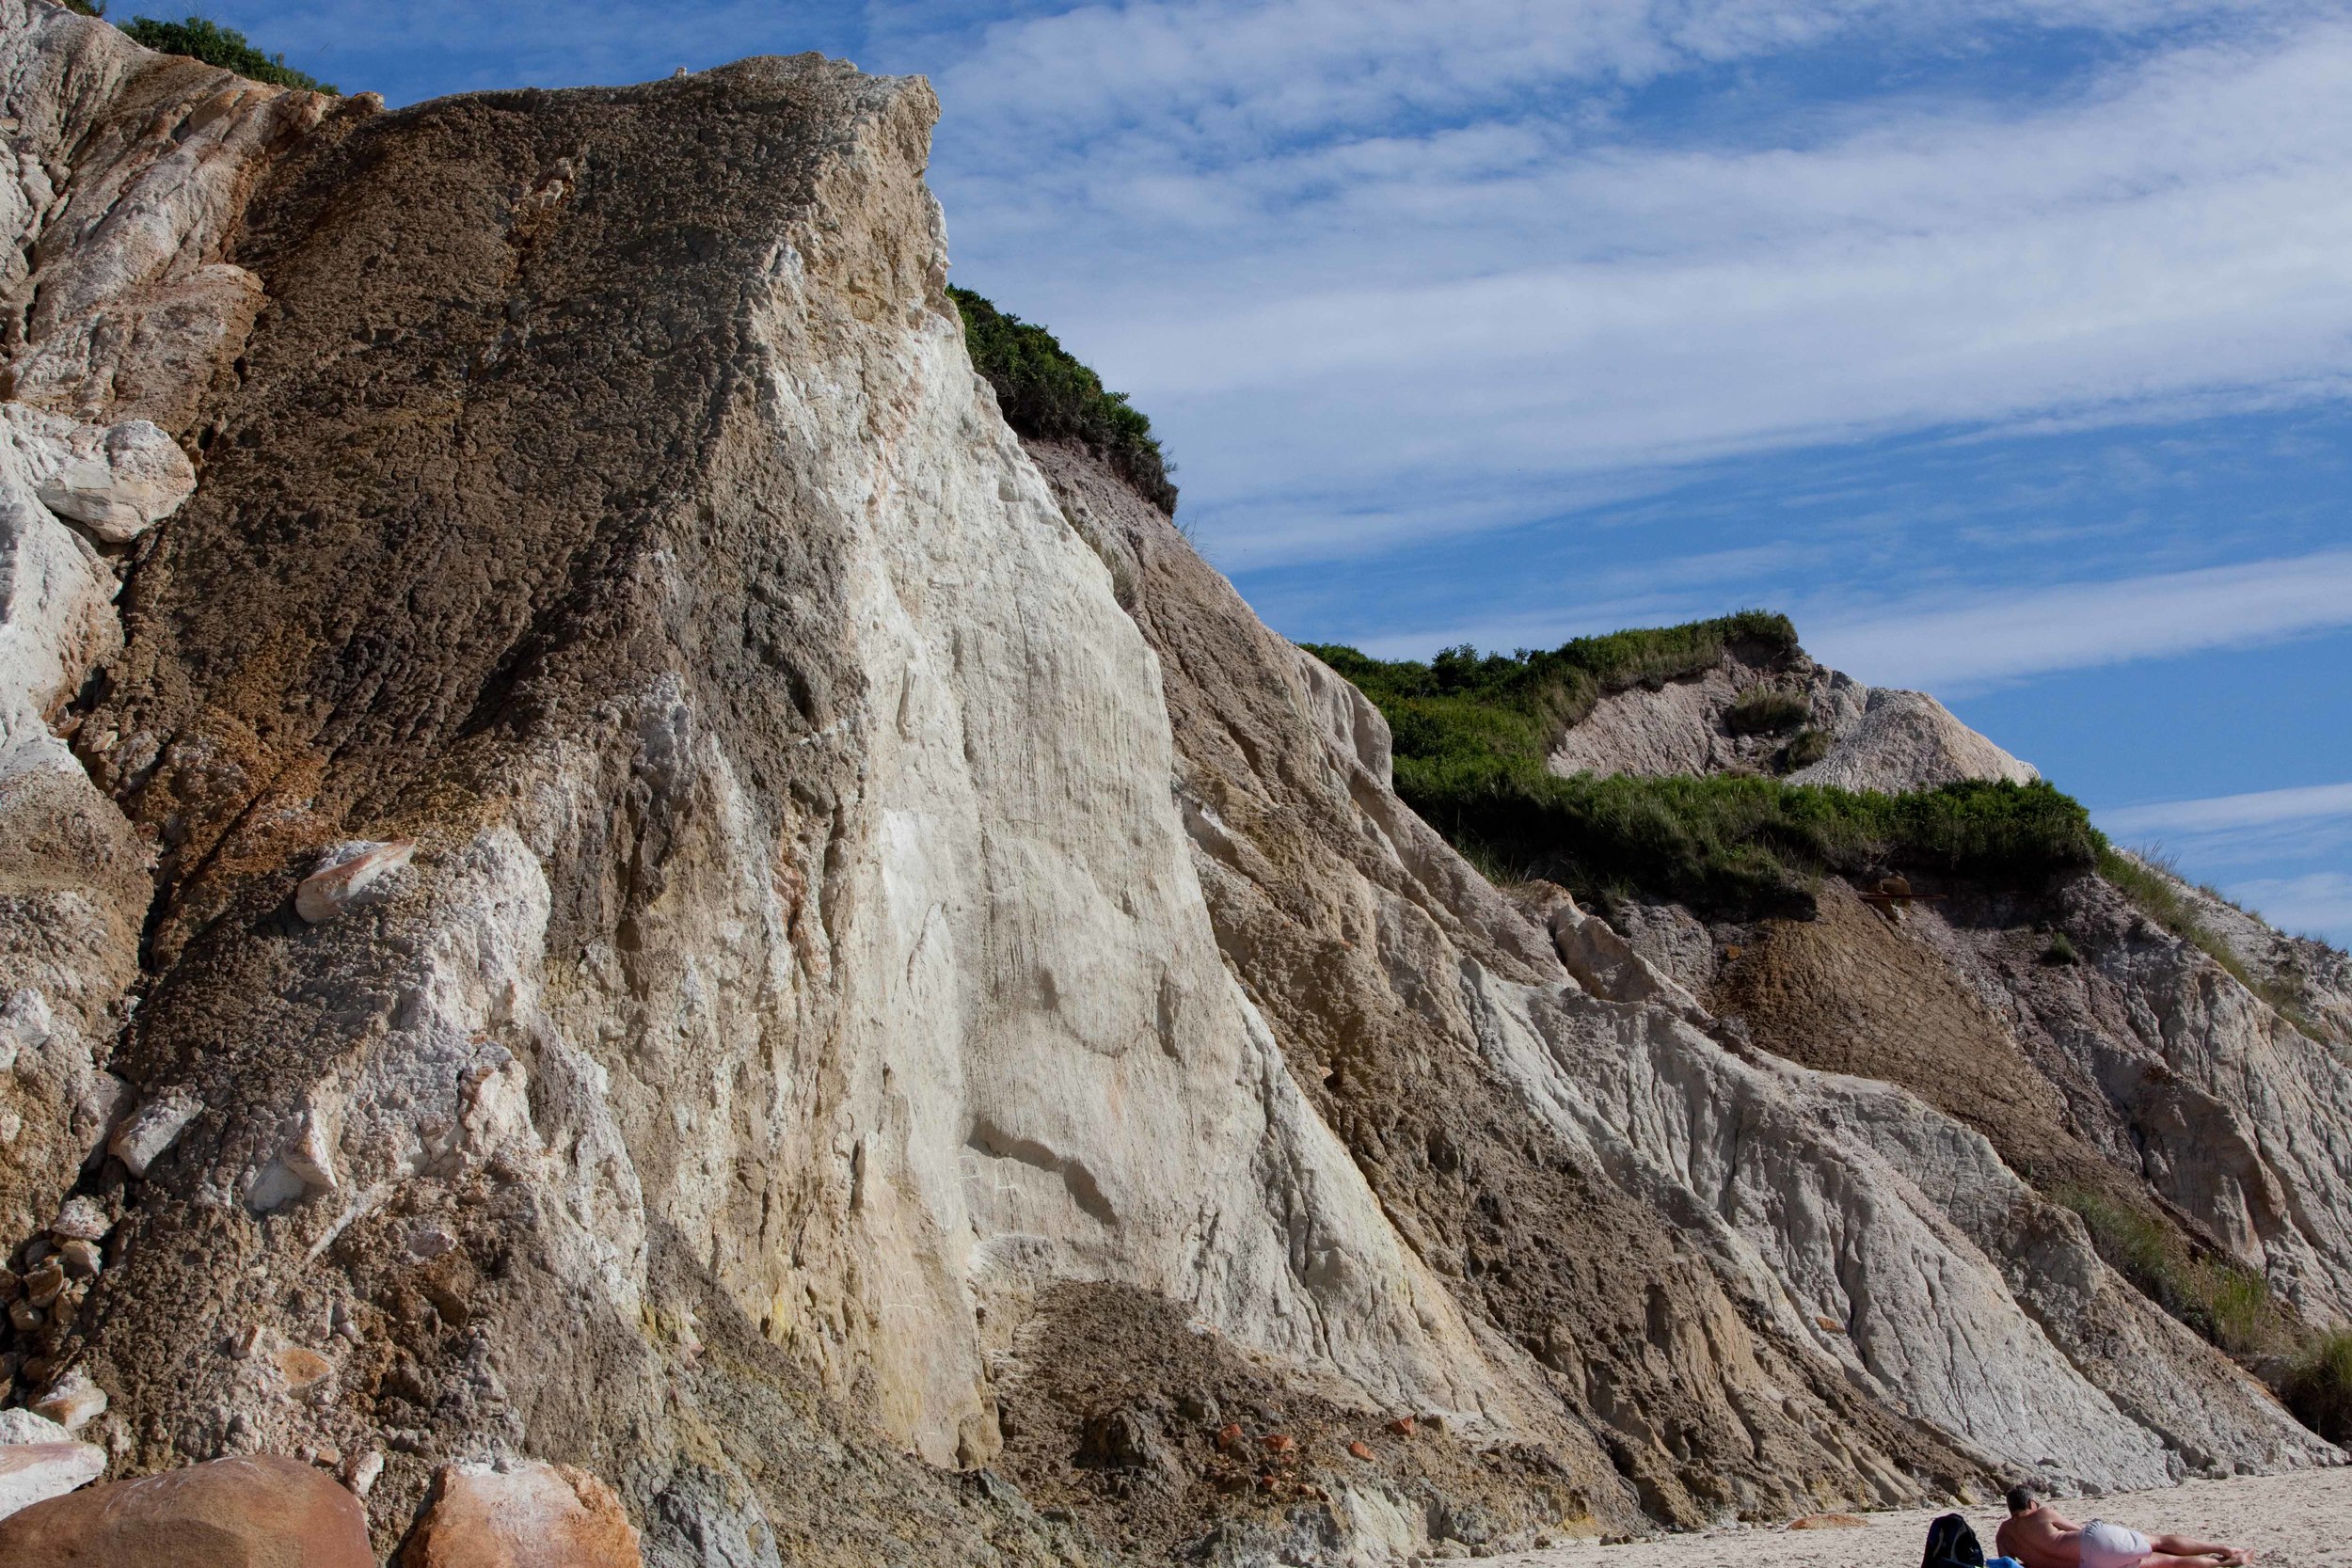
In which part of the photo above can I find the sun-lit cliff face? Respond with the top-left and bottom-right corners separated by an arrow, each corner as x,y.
0,4 -> 2343,1562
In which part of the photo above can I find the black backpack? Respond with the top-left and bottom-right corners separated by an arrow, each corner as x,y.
1925,1513 -> 1986,1568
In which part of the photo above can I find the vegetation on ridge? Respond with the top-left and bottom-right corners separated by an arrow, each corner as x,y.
2099,845 -> 2317,1027
1307,614 -> 2102,913
2058,1180 -> 2352,1434
949,285 -> 1177,515
2285,1331 -> 2352,1442
117,14 -> 339,94
2055,1186 -> 2280,1357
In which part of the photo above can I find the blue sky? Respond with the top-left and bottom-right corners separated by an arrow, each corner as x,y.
166,0 -> 2352,942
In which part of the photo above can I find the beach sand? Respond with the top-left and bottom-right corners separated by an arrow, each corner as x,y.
1488,1469 -> 2352,1568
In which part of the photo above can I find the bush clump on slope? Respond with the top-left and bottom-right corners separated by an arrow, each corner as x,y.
2055,1186 -> 2282,1357
1308,614 -> 2102,913
2285,1331 -> 2352,1442
948,285 -> 1176,515
119,14 -> 338,94
1724,685 -> 1810,736
2099,845 -> 2318,1027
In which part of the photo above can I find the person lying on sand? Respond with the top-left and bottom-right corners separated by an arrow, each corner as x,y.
1997,1485 -> 2251,1568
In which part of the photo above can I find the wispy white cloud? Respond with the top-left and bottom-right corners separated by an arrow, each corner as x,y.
935,0 -> 2314,163
1332,546 -> 2352,679
2103,782 -> 2352,837
2100,784 -> 2352,889
920,3 -> 2352,568
2220,872 -> 2352,945
1803,549 -> 2352,691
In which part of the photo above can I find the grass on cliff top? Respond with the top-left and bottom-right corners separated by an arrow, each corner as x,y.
115,14 -> 339,93
1312,610 -> 1797,742
2099,846 -> 2318,1029
1306,614 -> 2101,913
949,285 -> 1176,515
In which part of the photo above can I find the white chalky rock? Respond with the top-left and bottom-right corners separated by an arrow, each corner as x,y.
294,840 -> 416,923
342,1449 -> 383,1498
29,1368 -> 105,1432
108,1092 -> 201,1178
47,1196 -> 106,1243
0,1438 -> 104,1520
26,419 -> 197,545
282,1112 -> 340,1194
0,1413 -> 70,1446
0,990 -> 50,1057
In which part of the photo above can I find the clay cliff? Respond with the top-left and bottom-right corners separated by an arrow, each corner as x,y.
0,5 -> 2344,1563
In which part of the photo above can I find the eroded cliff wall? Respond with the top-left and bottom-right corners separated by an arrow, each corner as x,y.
0,5 -> 2341,1565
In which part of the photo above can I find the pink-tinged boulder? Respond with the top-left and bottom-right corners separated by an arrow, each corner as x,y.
0,1439 -> 104,1521
0,1452 -> 372,1565
398,1459 -> 642,1568
294,840 -> 415,923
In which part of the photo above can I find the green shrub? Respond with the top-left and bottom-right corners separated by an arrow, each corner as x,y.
1779,727 -> 1831,772
2042,931 -> 2079,966
2285,1331 -> 2352,1441
2101,853 -> 2333,1033
64,0 -> 105,16
948,286 -> 1175,515
1308,616 -> 2097,912
1725,686 -> 1810,736
121,16 -> 337,92
1311,610 -> 1797,745
2098,845 -> 2271,993
2057,1186 -> 2281,1356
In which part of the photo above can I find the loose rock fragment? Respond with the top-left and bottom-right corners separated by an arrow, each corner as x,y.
56,1240 -> 99,1280
283,1112 -> 341,1194
29,1369 -> 105,1432
27,417 -> 198,545
397,1458 -> 643,1568
48,1196 -> 107,1243
22,1261 -> 62,1308
0,1438 -> 104,1522
294,840 -> 416,923
0,991 -> 50,1068
342,1449 -> 384,1498
0,1452 -> 372,1565
0,1414 -> 69,1446
406,1223 -> 456,1260
275,1344 -> 334,1394
108,1093 -> 201,1178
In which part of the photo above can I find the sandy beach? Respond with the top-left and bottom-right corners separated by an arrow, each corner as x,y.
1488,1470 -> 2352,1568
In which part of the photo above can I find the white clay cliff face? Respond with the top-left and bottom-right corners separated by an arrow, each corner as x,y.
0,6 -> 2343,1564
